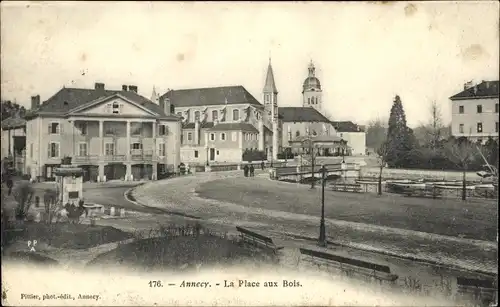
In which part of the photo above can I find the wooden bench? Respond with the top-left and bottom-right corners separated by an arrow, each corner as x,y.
403,187 -> 443,199
456,277 -> 497,304
236,226 -> 284,254
299,248 -> 398,283
330,183 -> 363,193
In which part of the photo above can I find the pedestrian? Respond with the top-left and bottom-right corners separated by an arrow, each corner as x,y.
250,164 -> 255,177
243,164 -> 249,177
261,161 -> 265,171
6,176 -> 13,196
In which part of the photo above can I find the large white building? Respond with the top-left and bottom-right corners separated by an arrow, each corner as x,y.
450,80 -> 499,143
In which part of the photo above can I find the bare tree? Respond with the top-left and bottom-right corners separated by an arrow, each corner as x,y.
366,117 -> 388,150
376,141 -> 389,196
428,100 -> 444,150
445,137 -> 478,200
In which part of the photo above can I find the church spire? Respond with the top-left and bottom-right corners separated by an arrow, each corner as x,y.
150,86 -> 158,103
263,58 -> 278,94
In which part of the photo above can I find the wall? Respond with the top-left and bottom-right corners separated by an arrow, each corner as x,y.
180,145 -> 207,164
338,131 -> 366,155
1,126 -> 26,160
204,130 -> 243,163
281,121 -> 337,148
360,167 -> 481,182
451,97 -> 499,141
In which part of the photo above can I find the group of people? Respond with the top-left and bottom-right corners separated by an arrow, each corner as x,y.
243,161 -> 265,177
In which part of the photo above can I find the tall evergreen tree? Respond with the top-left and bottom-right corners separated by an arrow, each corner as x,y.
386,95 -> 415,167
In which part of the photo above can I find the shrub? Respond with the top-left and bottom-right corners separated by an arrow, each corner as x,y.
242,149 -> 266,162
13,182 -> 35,221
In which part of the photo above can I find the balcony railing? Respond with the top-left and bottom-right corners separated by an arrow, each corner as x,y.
103,155 -> 127,162
131,150 -> 154,161
73,155 -> 100,164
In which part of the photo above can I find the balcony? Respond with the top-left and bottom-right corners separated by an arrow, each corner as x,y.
103,155 -> 127,162
73,155 -> 100,164
131,150 -> 154,162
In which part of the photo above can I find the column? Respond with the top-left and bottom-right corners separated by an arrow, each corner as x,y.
126,121 -> 131,180
152,122 -> 157,180
98,120 -> 104,181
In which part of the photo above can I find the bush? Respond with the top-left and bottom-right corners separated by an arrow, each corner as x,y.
242,149 -> 266,162
277,151 -> 295,159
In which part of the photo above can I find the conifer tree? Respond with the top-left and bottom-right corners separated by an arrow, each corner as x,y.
386,95 -> 415,167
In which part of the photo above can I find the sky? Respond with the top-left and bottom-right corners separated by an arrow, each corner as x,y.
1,1 -> 499,127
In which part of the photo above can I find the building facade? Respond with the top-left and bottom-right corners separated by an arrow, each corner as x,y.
25,83 -> 181,182
160,84 -> 274,164
1,116 -> 27,174
450,80 -> 499,143
331,121 -> 366,156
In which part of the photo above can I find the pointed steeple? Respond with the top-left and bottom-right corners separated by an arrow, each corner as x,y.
150,86 -> 158,103
263,58 -> 278,94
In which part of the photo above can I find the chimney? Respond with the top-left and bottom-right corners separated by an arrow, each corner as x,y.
95,82 -> 105,91
31,95 -> 40,110
160,97 -> 172,116
122,85 -> 128,91
128,85 -> 138,93
486,81 -> 490,89
473,85 -> 478,95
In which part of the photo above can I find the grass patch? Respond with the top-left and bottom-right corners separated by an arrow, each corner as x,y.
87,223 -> 275,271
196,177 -> 498,241
5,251 -> 59,266
3,222 -> 133,250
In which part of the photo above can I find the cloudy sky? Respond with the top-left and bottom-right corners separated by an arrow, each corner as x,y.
1,1 -> 498,127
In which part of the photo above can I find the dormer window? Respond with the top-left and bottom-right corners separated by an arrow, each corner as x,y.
112,102 -> 121,114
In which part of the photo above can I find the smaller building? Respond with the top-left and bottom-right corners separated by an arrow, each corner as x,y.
331,121 -> 366,156
449,80 -> 499,143
1,115 -> 27,174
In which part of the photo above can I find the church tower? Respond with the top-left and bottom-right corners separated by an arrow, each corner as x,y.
302,60 -> 323,112
263,57 -> 279,160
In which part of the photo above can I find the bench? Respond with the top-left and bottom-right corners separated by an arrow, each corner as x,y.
236,226 -> 284,255
330,183 -> 363,193
403,187 -> 443,199
456,277 -> 497,304
299,248 -> 398,283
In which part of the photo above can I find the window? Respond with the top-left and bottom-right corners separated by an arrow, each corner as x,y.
210,133 -> 215,141
308,98 -> 311,105
496,122 -> 499,133
48,122 -> 60,134
477,122 -> 483,133
296,131 -> 300,137
212,110 -> 218,121
217,150 -> 219,155
459,124 -> 464,133
104,125 -> 115,136
48,142 -> 59,158
158,143 -> 165,156
78,143 -> 87,156
105,143 -> 115,156
131,123 -> 142,136
312,130 -> 317,136
131,143 -> 142,150
194,111 -> 200,122
194,150 -> 199,158
232,132 -> 237,141
30,143 -> 33,158
177,112 -> 182,117
221,133 -> 226,141
288,131 -> 292,140
112,102 -> 121,114
187,132 -> 193,141
477,105 -> 482,113
496,103 -> 499,113
77,122 -> 87,135
158,124 -> 167,136
459,105 -> 464,114
233,109 -> 239,121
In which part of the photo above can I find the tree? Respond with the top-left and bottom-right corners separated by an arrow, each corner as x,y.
366,117 -> 388,149
376,141 -> 389,196
386,95 -> 416,168
1,100 -> 26,122
43,189 -> 58,224
445,137 -> 478,200
13,182 -> 35,220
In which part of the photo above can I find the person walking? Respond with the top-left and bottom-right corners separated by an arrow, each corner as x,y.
249,164 -> 255,177
243,164 -> 249,177
261,161 -> 265,171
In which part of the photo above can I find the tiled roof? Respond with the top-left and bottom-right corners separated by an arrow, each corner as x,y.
449,80 -> 499,100
1,117 -> 26,130
182,122 -> 215,129
331,121 -> 364,133
27,87 -> 174,118
291,135 -> 342,143
278,107 -> 331,123
160,86 -> 262,108
209,122 -> 259,133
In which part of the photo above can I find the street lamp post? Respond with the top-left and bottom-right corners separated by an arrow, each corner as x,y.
318,164 -> 327,247
310,139 -> 316,189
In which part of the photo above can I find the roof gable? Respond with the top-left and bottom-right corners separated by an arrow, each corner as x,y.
278,107 -> 330,123
32,87 -> 173,118
449,80 -> 499,100
160,86 -> 262,108
69,94 -> 158,117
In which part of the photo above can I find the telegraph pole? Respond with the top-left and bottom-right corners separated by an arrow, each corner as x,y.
318,164 -> 327,247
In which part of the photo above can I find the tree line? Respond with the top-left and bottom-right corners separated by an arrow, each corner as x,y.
366,95 -> 499,172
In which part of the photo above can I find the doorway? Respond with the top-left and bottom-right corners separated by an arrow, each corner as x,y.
209,148 -> 215,161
